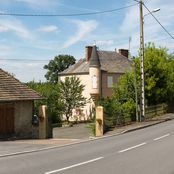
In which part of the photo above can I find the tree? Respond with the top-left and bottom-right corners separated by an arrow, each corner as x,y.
135,42 -> 174,105
99,42 -> 174,127
26,81 -> 63,124
44,55 -> 76,83
59,76 -> 86,123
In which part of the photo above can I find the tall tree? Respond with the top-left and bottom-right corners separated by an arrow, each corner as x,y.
59,76 -> 86,123
100,43 -> 174,125
44,55 -> 76,83
135,42 -> 174,105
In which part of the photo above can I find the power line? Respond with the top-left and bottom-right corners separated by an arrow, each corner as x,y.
143,3 -> 174,40
133,0 -> 139,2
0,58 -> 49,62
0,3 -> 138,17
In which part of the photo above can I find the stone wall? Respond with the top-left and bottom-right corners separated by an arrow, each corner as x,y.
14,101 -> 38,139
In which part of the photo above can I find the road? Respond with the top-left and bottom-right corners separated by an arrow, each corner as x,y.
0,119 -> 174,174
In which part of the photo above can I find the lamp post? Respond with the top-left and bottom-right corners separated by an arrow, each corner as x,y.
139,0 -> 160,121
143,8 -> 160,19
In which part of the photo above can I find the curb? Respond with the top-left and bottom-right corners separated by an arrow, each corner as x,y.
123,117 -> 174,133
123,120 -> 165,133
0,117 -> 174,158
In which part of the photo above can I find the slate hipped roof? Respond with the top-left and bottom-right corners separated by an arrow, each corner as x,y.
89,45 -> 100,67
0,68 -> 42,102
59,46 -> 130,75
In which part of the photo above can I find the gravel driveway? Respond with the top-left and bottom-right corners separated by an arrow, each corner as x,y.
53,123 -> 91,139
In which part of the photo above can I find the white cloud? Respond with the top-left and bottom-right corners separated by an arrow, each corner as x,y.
0,44 -> 12,51
63,20 -> 98,48
15,0 -> 50,6
0,25 -> 9,32
96,40 -> 114,46
118,0 -> 174,55
58,2 -> 98,12
0,18 -> 31,39
14,0 -> 60,10
2,61 -> 47,82
119,5 -> 139,34
37,25 -> 59,33
0,44 -> 13,57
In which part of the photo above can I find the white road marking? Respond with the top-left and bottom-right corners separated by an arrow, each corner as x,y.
118,142 -> 147,153
153,133 -> 170,141
44,157 -> 104,174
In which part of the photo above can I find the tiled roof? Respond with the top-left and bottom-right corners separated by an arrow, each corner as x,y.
59,50 -> 130,75
59,59 -> 89,74
98,51 -> 130,73
0,68 -> 42,101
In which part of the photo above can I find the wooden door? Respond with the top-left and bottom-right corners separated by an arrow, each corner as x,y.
0,103 -> 14,135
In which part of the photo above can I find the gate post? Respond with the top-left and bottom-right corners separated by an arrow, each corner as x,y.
39,105 -> 47,139
95,106 -> 103,137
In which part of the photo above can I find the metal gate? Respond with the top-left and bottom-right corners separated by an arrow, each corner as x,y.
0,103 -> 14,135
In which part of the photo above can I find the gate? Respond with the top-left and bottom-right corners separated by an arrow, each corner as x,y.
0,103 -> 14,135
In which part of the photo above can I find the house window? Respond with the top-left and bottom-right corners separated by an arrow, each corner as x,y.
107,76 -> 113,88
92,75 -> 97,89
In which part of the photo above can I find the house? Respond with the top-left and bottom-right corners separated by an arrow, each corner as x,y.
0,68 -> 42,139
59,45 -> 130,121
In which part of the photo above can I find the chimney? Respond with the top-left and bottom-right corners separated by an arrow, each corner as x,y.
118,49 -> 129,58
85,46 -> 93,62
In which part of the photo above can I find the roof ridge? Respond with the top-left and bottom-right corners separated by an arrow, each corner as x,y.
0,68 -> 42,101
59,58 -> 86,74
0,68 -> 21,83
98,50 -> 129,59
58,47 -> 130,75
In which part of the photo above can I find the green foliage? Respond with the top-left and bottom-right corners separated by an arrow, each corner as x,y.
99,74 -> 135,130
86,108 -> 96,136
87,122 -> 96,136
27,81 -> 62,124
44,55 -> 76,83
101,42 -> 174,127
135,42 -> 174,105
112,72 -> 136,122
59,76 -> 87,122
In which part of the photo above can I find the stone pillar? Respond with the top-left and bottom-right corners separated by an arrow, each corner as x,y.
39,105 -> 47,139
95,106 -> 103,137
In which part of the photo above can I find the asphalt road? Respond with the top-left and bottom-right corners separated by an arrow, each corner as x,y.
0,119 -> 174,174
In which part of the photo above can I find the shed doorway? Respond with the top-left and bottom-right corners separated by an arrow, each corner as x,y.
0,103 -> 14,135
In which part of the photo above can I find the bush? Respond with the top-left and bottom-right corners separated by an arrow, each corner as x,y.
99,96 -> 135,132
87,122 -> 95,136
27,81 -> 63,124
86,108 -> 96,136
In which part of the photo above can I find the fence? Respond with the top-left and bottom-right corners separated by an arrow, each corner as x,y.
145,103 -> 167,119
103,103 -> 167,130
103,111 -> 131,131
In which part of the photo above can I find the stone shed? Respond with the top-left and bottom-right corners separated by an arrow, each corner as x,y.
0,68 -> 42,139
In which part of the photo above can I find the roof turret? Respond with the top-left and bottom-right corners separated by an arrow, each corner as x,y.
89,45 -> 100,67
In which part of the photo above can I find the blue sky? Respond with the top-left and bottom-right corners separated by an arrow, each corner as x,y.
0,0 -> 174,82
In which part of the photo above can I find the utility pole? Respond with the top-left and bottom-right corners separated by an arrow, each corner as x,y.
128,37 -> 131,56
133,61 -> 139,122
139,0 -> 145,121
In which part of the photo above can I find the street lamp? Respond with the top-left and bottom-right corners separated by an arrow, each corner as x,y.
139,0 -> 160,122
143,8 -> 160,18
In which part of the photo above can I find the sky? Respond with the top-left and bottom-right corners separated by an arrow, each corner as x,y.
0,0 -> 174,82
